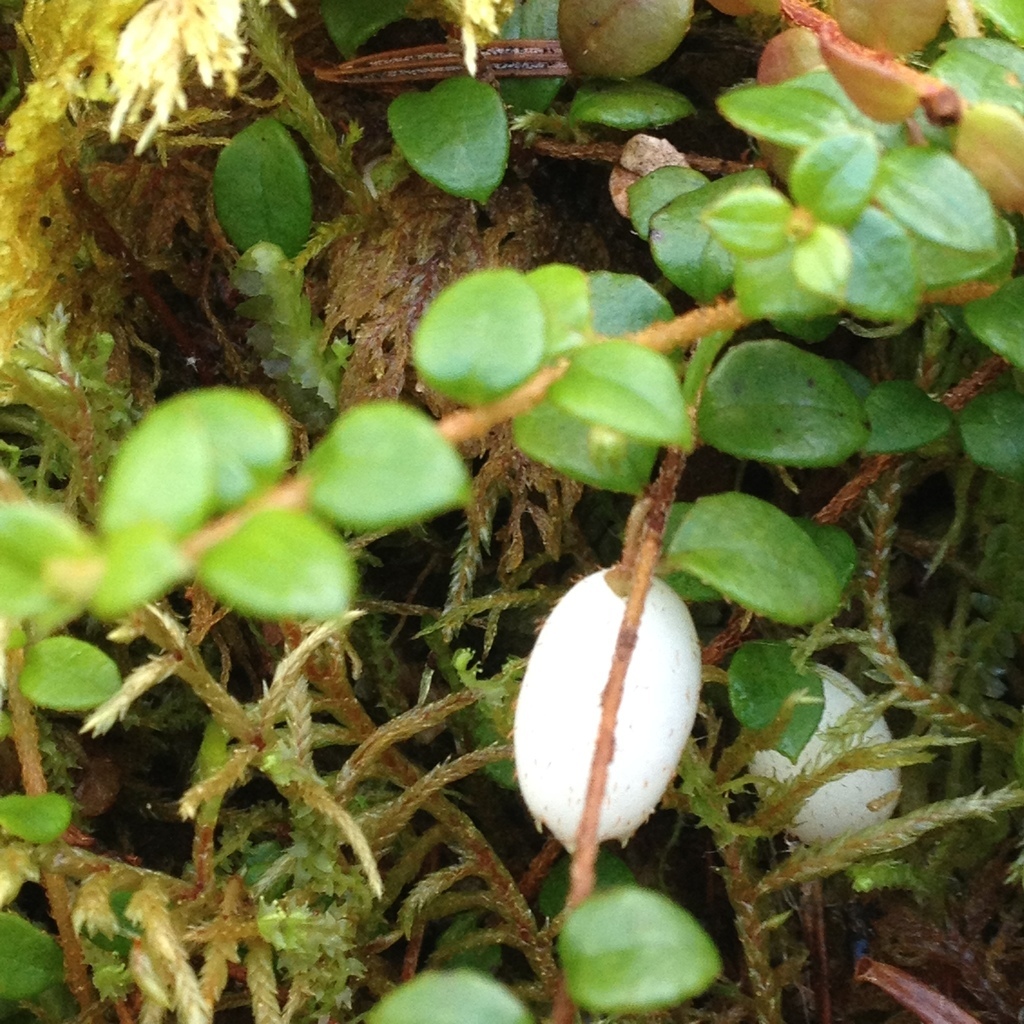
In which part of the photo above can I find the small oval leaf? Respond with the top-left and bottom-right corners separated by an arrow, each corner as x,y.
698,340 -> 868,467
20,637 -> 121,712
559,887 -> 721,1013
0,913 -> 65,1000
304,402 -> 471,533
959,390 -> 1024,481
570,80 -> 694,131
663,493 -> 843,625
214,119 -> 313,258
367,969 -> 532,1024
198,510 -> 356,620
864,380 -> 953,454
0,793 -> 72,844
388,78 -> 509,203
414,270 -> 546,405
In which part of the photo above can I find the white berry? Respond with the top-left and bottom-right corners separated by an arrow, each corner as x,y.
749,666 -> 901,843
513,570 -> 702,850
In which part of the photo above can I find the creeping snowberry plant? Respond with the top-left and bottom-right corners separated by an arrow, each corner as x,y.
2,0 -> 1024,1021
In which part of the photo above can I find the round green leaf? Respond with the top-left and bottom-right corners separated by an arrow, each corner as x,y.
197,509 -> 355,620
703,185 -> 793,259
874,147 -> 999,254
933,38 -> 1024,113
628,166 -> 708,241
549,342 -> 688,446
526,264 -> 592,356
414,270 -> 546,405
845,207 -> 920,322
513,400 -> 658,493
587,272 -> 673,334
965,276 -> 1024,369
793,223 -> 852,302
321,0 -> 407,58
570,80 -> 694,131
728,642 -> 824,762
559,887 -> 721,1013
864,380 -> 953,454
20,637 -> 121,712
698,340 -> 869,467
213,119 -> 313,259
663,492 -> 842,625
388,77 -> 509,203
959,390 -> 1024,481
99,389 -> 291,538
367,970 -> 531,1024
304,401 -> 471,533
789,131 -> 879,227
90,522 -> 191,620
796,520 -> 857,592
0,503 -> 98,622
734,245 -> 841,321
717,82 -> 851,148
0,913 -> 64,1000
0,794 -> 72,844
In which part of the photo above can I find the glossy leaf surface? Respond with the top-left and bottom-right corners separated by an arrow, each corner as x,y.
965,277 -> 1024,367
367,969 -> 531,1024
588,272 -> 674,333
570,80 -> 694,130
322,0 -> 407,57
560,887 -> 720,1012
414,270 -> 546,405
864,381 -> 953,454
20,636 -> 121,712
197,510 -> 356,619
845,207 -> 919,322
213,119 -> 312,259
304,402 -> 471,533
699,340 -> 868,466
0,913 -> 64,1000
0,793 -> 72,844
703,185 -> 792,259
789,130 -> 879,227
959,390 -> 1024,481
663,493 -> 843,625
628,166 -> 708,240
388,78 -> 509,203
549,342 -> 689,445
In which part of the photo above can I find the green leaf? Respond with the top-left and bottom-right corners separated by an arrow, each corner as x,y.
796,520 -> 858,592
0,503 -> 98,622
873,147 -> 999,254
559,888 -> 721,1013
321,0 -> 407,57
213,119 -> 312,259
698,340 -> 869,467
792,223 -> 852,302
570,80 -> 694,130
789,131 -> 879,227
663,493 -> 843,625
908,217 -> 1015,291
964,276 -> 1024,368
717,82 -> 851,148
197,509 -> 355,620
864,380 -> 953,454
649,169 -> 770,303
90,523 -> 190,620
965,5 -> 1024,45
933,38 -> 1024,112
0,794 -> 72,844
845,207 -> 920,322
526,264 -> 592,355
538,850 -> 636,919
20,637 -> 121,712
628,166 -> 708,241
304,402 -> 471,533
549,342 -> 689,445
414,269 -> 546,405
99,389 -> 291,538
388,78 -> 509,203
702,185 -> 793,259
734,244 -> 841,321
0,913 -> 64,1001
728,642 -> 824,761
959,390 -> 1024,481
367,970 -> 531,1024
587,272 -> 673,334
513,400 -> 658,493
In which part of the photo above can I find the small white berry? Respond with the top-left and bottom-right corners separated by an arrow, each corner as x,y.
749,666 -> 901,843
513,570 -> 703,850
